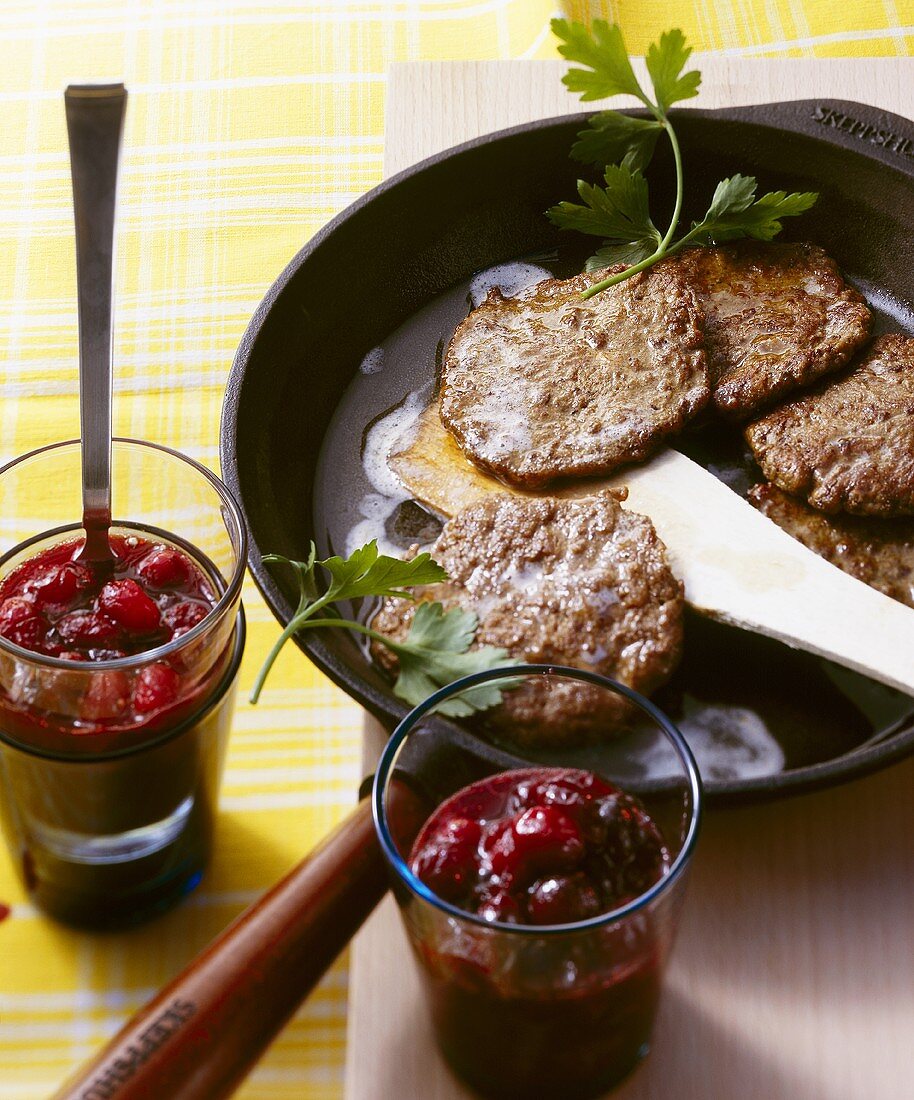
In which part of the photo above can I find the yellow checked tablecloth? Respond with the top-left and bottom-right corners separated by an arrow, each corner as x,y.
0,2 -> 912,1098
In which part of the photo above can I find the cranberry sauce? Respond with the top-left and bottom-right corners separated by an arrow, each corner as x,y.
420,944 -> 663,1099
403,768 -> 674,1098
0,534 -> 219,741
409,767 -> 670,927
0,534 -> 214,661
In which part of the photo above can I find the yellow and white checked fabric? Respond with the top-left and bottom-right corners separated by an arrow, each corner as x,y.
0,2 -> 911,1098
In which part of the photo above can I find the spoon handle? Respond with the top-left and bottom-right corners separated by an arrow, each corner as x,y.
64,84 -> 126,545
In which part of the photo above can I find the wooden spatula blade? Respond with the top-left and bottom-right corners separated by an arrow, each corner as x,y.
613,449 -> 914,697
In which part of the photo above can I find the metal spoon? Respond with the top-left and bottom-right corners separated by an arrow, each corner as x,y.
64,84 -> 127,567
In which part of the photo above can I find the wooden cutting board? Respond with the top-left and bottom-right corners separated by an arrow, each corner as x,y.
345,58 -> 914,1100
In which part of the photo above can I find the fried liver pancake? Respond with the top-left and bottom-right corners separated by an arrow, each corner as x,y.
746,334 -> 914,517
370,492 -> 684,747
439,261 -> 709,489
675,241 -> 871,419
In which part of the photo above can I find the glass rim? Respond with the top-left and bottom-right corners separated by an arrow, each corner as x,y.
373,663 -> 703,936
0,437 -> 248,671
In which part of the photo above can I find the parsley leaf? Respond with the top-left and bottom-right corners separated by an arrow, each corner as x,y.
687,174 -> 820,243
251,544 -> 513,717
555,18 -> 698,168
381,603 -> 518,716
548,162 -> 660,266
264,546 -> 319,614
571,111 -> 663,172
552,18 -> 646,103
547,21 -> 818,298
645,28 -> 701,114
700,172 -> 758,224
314,540 -> 445,603
548,163 -> 655,239
584,239 -> 659,270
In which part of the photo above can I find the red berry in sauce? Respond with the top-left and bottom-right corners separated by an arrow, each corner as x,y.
99,579 -> 161,634
0,598 -> 33,630
526,873 -> 602,925
527,771 -> 600,811
133,663 -> 180,713
513,806 -> 584,874
409,768 -> 669,926
57,611 -> 123,651
482,805 -> 584,885
137,547 -> 191,589
0,597 -> 47,649
479,818 -> 517,881
164,600 -> 208,637
81,670 -> 131,721
25,562 -> 93,609
478,889 -> 521,925
411,817 -> 482,902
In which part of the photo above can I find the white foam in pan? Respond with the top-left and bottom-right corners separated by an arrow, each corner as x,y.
469,262 -> 552,308
638,699 -> 787,782
361,388 -> 428,499
346,387 -> 431,557
359,346 -> 384,374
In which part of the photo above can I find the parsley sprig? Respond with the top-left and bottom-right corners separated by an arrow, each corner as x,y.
547,20 -> 818,298
250,541 -> 516,717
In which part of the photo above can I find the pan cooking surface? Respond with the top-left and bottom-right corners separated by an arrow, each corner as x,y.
223,99 -> 914,801
312,254 -> 914,789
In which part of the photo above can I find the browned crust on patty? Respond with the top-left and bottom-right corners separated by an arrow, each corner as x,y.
439,261 -> 709,489
674,241 -> 872,419
370,491 -> 684,747
748,482 -> 914,608
745,334 -> 914,517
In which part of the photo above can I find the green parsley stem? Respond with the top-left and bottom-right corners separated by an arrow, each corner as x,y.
278,617 -> 440,661
250,612 -> 406,704
579,226 -> 707,298
579,245 -> 666,298
658,119 -> 684,251
248,592 -> 335,704
580,114 -> 685,301
293,617 -> 388,642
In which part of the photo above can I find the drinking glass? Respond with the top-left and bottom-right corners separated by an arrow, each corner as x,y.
0,438 -> 246,927
373,665 -> 702,1099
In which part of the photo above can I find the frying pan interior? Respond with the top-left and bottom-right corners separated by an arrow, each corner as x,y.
222,99 -> 914,801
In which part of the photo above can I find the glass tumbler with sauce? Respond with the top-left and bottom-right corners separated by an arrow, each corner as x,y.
373,665 -> 702,1099
0,438 -> 245,928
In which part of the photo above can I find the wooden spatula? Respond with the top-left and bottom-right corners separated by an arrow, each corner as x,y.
614,448 -> 914,697
391,405 -> 914,698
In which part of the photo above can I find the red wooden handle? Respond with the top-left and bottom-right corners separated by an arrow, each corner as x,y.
53,797 -> 387,1100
